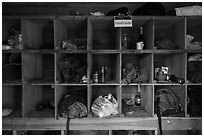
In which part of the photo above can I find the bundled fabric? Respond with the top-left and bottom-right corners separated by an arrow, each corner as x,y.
106,7 -> 131,16
175,6 -> 202,16
62,40 -> 78,51
121,63 -> 149,84
186,34 -> 202,49
58,56 -> 86,83
132,2 -> 166,16
188,54 -> 202,62
57,92 -> 87,119
91,94 -> 118,118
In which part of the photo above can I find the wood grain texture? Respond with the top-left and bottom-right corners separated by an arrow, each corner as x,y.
2,117 -> 157,130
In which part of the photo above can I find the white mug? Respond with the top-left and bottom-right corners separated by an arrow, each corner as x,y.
136,42 -> 144,50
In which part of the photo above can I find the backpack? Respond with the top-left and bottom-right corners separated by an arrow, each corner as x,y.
154,88 -> 184,134
57,90 -> 88,135
132,2 -> 166,16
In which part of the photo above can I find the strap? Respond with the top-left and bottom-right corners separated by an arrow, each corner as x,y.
66,111 -> 70,135
154,97 -> 163,135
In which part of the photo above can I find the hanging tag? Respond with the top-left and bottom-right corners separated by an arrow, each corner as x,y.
114,16 -> 132,27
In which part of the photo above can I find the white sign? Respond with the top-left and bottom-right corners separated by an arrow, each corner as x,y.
114,16 -> 132,27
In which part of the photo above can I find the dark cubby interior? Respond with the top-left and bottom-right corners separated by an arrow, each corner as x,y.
2,86 -> 22,118
23,85 -> 55,118
187,85 -> 202,117
24,53 -> 54,83
23,19 -> 54,49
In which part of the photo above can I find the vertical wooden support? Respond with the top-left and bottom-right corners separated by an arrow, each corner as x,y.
108,130 -> 112,135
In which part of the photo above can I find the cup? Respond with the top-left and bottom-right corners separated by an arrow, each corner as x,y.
136,42 -> 144,50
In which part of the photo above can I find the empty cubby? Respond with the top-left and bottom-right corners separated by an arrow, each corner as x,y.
23,53 -> 54,84
22,18 -> 54,49
23,85 -> 55,118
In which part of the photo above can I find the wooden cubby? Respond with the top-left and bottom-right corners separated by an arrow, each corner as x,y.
122,85 -> 153,117
2,12 -> 202,134
56,53 -> 87,84
2,85 -> 22,118
154,85 -> 185,117
89,17 -> 119,50
186,16 -> 202,43
55,85 -> 87,118
154,53 -> 185,81
2,53 -> 22,84
2,18 -> 21,44
90,53 -> 120,84
24,53 -> 54,84
122,53 -> 153,83
154,17 -> 185,49
55,16 -> 87,50
23,85 -> 55,118
187,85 -> 202,117
22,18 -> 54,50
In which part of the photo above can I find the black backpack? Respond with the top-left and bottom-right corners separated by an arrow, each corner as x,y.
132,2 -> 166,16
154,88 -> 184,134
57,90 -> 87,135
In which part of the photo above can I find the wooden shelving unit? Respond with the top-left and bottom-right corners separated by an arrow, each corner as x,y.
2,13 -> 202,135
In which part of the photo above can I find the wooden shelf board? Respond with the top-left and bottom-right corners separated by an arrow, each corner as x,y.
90,81 -> 120,85
161,117 -> 202,130
121,83 -> 153,86
90,50 -> 120,53
185,83 -> 202,86
121,50 -> 153,54
2,117 -> 157,130
57,83 -> 87,86
57,50 -> 88,53
2,49 -> 23,53
3,80 -> 22,85
25,78 -> 54,85
153,82 -> 182,86
23,49 -> 55,54
153,49 -> 185,54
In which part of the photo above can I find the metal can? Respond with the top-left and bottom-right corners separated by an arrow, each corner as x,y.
101,66 -> 106,83
93,72 -> 98,83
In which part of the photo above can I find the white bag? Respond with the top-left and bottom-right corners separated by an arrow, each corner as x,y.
175,6 -> 202,16
91,93 -> 118,118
